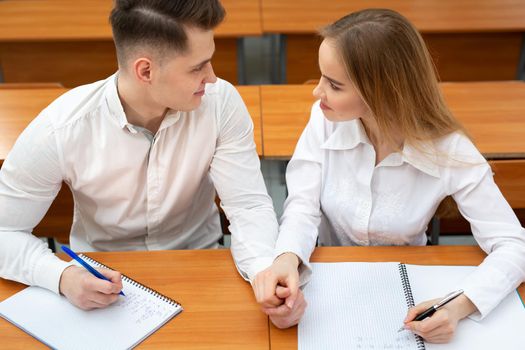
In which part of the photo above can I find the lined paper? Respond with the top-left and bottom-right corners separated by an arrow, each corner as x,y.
0,257 -> 182,350
299,262 -> 420,350
299,262 -> 525,350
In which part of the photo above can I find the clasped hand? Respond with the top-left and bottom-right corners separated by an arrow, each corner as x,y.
252,252 -> 307,328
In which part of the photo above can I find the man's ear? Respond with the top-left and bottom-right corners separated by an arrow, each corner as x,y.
133,57 -> 153,83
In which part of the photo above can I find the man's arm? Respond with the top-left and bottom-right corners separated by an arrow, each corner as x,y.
208,82 -> 278,282
0,114 -> 123,307
0,114 -> 70,292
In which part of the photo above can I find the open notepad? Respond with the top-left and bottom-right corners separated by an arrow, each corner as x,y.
299,262 -> 525,350
0,254 -> 183,350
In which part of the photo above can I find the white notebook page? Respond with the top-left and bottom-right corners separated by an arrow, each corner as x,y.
406,265 -> 525,350
0,257 -> 182,350
299,262 -> 421,350
299,262 -> 525,350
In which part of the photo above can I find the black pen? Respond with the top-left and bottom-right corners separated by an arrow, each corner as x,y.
398,289 -> 464,332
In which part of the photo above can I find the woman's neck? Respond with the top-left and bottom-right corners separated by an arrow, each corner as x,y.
360,116 -> 404,165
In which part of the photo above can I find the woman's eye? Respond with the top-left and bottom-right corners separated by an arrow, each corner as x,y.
329,82 -> 340,91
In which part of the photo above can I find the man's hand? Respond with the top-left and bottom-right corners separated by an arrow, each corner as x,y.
59,265 -> 124,310
265,286 -> 307,329
252,252 -> 306,328
403,294 -> 477,343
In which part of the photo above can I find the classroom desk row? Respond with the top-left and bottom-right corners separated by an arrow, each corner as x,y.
2,81 -> 525,162
261,0 -> 525,82
0,0 -> 262,86
1,0 -> 524,86
0,246 -> 523,349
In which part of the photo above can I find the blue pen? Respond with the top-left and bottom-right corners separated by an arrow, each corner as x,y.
61,245 -> 125,296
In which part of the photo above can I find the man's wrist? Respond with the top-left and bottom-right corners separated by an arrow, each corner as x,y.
275,252 -> 301,268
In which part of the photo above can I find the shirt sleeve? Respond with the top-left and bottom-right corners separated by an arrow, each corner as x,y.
208,82 -> 278,282
0,113 -> 71,294
447,135 -> 525,320
274,102 -> 325,285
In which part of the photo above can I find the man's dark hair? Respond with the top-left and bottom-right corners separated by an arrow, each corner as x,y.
110,0 -> 225,64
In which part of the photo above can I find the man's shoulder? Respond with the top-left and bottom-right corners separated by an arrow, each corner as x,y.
207,78 -> 247,100
42,76 -> 112,128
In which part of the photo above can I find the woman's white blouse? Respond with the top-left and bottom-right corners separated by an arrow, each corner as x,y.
275,101 -> 525,319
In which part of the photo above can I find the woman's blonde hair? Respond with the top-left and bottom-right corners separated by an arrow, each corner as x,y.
319,8 -> 468,150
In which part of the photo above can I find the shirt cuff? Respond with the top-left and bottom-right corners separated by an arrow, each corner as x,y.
461,266 -> 516,321
32,254 -> 75,294
242,256 -> 274,283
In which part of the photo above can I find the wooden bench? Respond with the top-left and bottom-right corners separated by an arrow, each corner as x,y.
261,0 -> 525,83
0,0 -> 262,87
0,85 -> 262,247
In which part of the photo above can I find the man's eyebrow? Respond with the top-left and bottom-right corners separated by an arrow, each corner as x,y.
191,58 -> 212,69
322,74 -> 345,86
191,48 -> 216,69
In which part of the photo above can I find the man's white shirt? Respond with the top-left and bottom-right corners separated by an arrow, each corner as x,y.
0,74 -> 278,293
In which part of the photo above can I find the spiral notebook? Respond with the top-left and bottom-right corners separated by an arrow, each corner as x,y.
299,262 -> 525,350
0,254 -> 183,350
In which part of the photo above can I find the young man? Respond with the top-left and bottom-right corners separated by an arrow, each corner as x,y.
0,0 -> 277,310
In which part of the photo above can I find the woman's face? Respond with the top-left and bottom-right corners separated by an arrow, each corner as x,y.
313,39 -> 370,122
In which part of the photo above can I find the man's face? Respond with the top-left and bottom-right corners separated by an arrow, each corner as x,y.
151,26 -> 217,112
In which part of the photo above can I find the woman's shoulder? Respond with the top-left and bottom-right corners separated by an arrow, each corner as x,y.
434,131 -> 484,161
431,131 -> 488,182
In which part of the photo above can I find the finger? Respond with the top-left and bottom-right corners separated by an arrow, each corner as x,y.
263,303 -> 293,317
408,316 -> 441,335
260,294 -> 285,308
254,277 -> 284,308
275,286 -> 291,299
262,276 -> 282,306
88,291 -> 120,307
284,274 -> 300,309
268,297 -> 307,329
404,300 -> 436,322
85,274 -> 121,295
419,326 -> 454,343
96,268 -> 124,293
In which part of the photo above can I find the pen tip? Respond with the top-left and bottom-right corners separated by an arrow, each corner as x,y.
397,327 -> 406,333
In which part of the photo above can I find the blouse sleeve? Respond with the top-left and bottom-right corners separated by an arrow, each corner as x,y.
447,134 -> 525,320
275,102 -> 326,284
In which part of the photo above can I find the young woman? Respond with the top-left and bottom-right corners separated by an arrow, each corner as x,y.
252,8 -> 525,343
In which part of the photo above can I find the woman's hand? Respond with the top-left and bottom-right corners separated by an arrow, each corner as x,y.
403,294 -> 477,343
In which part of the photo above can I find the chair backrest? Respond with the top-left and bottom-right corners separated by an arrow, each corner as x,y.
489,160 -> 525,209
0,82 -> 64,89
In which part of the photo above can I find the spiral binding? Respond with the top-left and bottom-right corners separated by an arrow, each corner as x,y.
79,254 -> 182,308
398,263 -> 426,350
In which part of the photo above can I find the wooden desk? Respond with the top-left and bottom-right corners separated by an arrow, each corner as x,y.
270,245 -> 525,350
0,0 -> 262,86
261,0 -> 525,82
260,81 -> 525,159
0,249 -> 269,349
0,87 -> 68,163
236,86 -> 263,156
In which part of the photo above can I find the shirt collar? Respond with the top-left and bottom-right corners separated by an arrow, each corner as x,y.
320,118 -> 440,178
104,72 -> 181,134
320,118 -> 369,151
401,142 -> 441,178
105,72 -> 130,130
